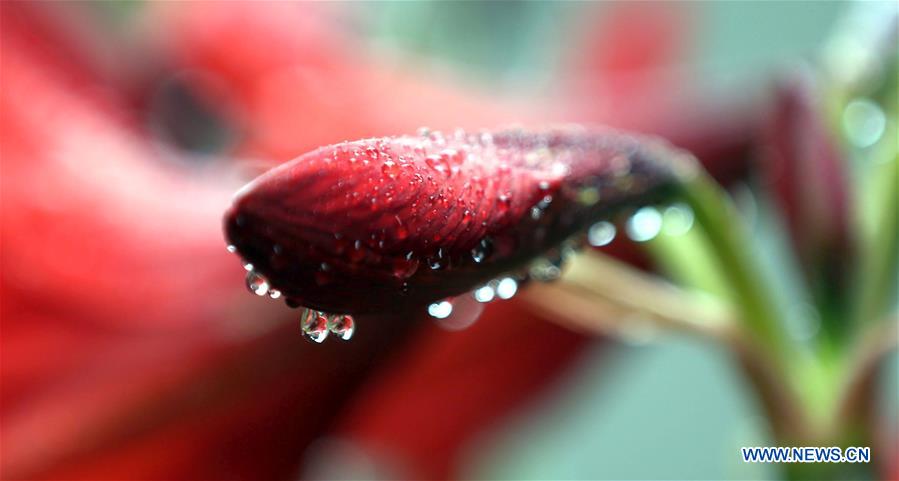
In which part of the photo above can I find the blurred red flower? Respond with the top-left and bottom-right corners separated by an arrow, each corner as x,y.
1,2 -> 755,480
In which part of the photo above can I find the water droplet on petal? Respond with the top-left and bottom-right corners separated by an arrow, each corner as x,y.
662,203 -> 694,236
626,206 -> 663,242
392,252 -> 420,279
473,284 -> 495,303
245,270 -> 269,296
427,248 -> 447,270
381,160 -> 400,178
529,253 -> 564,282
327,314 -> 356,341
497,194 -> 512,214
268,288 -> 282,299
434,295 -> 484,331
495,277 -> 518,300
315,262 -> 333,285
427,299 -> 454,319
301,309 -> 329,343
243,262 -> 254,271
587,221 -> 616,247
226,244 -> 237,253
470,237 -> 493,263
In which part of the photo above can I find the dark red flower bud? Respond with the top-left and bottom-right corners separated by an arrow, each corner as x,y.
224,127 -> 691,324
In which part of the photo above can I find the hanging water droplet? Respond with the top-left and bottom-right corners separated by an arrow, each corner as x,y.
662,203 -> 694,236
433,295 -> 484,331
392,252 -> 419,279
529,252 -> 564,282
301,309 -> 329,343
315,262 -> 333,286
268,288 -> 282,299
495,277 -> 518,300
587,221 -> 616,247
327,314 -> 356,341
245,270 -> 269,296
530,194 -> 552,219
226,244 -> 237,253
470,237 -> 493,263
473,284 -> 495,303
626,206 -> 663,242
427,299 -> 454,319
242,262 -> 254,271
427,248 -> 447,270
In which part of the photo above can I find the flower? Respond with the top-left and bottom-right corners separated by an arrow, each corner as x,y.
225,128 -> 690,316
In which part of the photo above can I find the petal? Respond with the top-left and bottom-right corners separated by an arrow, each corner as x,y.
225,128 -> 691,314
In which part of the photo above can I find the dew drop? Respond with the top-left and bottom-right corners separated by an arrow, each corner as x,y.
392,252 -> 420,279
587,221 -> 616,247
226,244 -> 237,253
242,262 -> 254,271
434,294 -> 485,331
427,248 -> 447,270
497,194 -> 512,214
381,160 -> 400,178
529,253 -> 564,282
626,206 -> 663,242
427,299 -> 454,319
393,218 -> 409,241
551,162 -> 569,177
662,203 -> 694,236
473,284 -> 495,303
470,237 -> 493,263
530,196 -> 552,219
327,314 -> 356,341
268,288 -> 282,299
430,155 -> 453,176
315,263 -> 333,286
495,277 -> 518,300
301,309 -> 329,343
245,270 -> 269,296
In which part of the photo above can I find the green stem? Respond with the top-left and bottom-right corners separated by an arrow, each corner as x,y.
851,152 -> 898,328
675,171 -> 790,358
